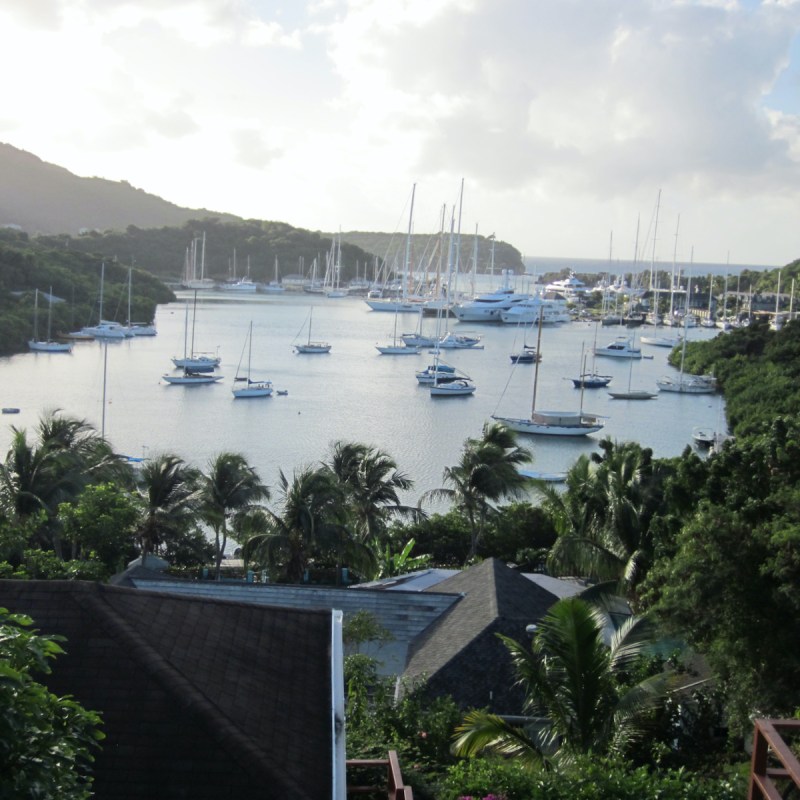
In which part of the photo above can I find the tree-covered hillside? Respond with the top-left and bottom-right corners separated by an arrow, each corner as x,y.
0,229 -> 172,355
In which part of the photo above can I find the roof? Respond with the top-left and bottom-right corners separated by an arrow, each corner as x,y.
123,576 -> 459,676
0,580 -> 334,800
402,558 -> 561,714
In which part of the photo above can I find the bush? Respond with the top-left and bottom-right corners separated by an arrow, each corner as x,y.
437,755 -> 747,800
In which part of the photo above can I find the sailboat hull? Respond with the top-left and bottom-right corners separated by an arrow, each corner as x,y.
232,382 -> 273,397
492,412 -> 604,436
28,339 -> 72,353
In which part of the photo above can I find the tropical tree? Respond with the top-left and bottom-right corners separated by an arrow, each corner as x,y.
452,596 -> 672,765
135,453 -> 200,566
198,452 -> 269,580
423,421 -> 531,559
542,440 -> 668,600
243,466 -> 375,583
0,411 -> 132,558
326,440 -> 415,545
0,608 -> 104,799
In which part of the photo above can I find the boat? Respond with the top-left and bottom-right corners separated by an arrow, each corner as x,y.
492,312 -> 605,436
232,322 -> 273,398
2,407 -> 20,414
510,347 -> 540,364
430,374 -> 476,397
262,257 -> 286,294
401,307 -> 438,348
124,268 -> 157,336
432,331 -> 483,350
219,251 -> 257,293
325,233 -> 348,298
608,359 -> 657,400
691,426 -> 715,448
171,292 -> 221,371
294,307 -> 331,354
594,335 -> 642,359
415,362 -> 457,385
569,335 -> 611,388
28,288 -> 73,353
499,293 -> 571,325
451,271 -> 529,322
656,272 -> 717,395
376,194 -> 422,356
163,370 -> 223,385
81,263 -> 133,339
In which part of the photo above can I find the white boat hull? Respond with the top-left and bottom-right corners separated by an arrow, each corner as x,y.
232,381 -> 273,398
163,372 -> 223,385
376,345 -> 421,355
28,339 -> 72,353
172,356 -> 220,371
295,343 -> 331,354
430,379 -> 476,396
492,412 -> 604,436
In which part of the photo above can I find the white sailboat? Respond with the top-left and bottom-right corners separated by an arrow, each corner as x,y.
125,267 -> 157,336
493,313 -> 604,435
171,291 -> 221,371
656,272 -> 716,395
262,256 -> 285,294
294,307 -> 331,354
28,288 -> 72,353
81,263 -> 132,339
608,358 -> 657,400
232,321 -> 273,398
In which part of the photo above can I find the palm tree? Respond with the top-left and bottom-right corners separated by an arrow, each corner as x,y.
422,421 -> 531,559
452,596 -> 670,764
198,452 -> 269,580
543,440 -> 665,600
243,466 -> 375,583
326,440 -> 415,545
0,411 -> 132,557
136,453 -> 200,566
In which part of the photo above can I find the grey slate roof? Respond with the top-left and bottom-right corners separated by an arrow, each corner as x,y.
402,558 -> 561,714
126,577 -> 459,676
0,580 -> 334,800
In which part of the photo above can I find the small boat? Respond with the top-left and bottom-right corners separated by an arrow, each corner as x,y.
430,377 -> 476,397
569,338 -> 610,387
232,322 -> 273,398
692,427 -> 716,448
82,264 -> 132,339
415,363 -> 457,385
171,292 -> 221,371
163,370 -> 223,385
276,389 -> 288,396
2,407 -> 20,414
594,335 -> 642,359
294,307 -> 331,354
510,348 -> 540,364
432,331 -> 483,350
376,343 -> 421,355
608,359 -> 657,400
28,288 -> 73,353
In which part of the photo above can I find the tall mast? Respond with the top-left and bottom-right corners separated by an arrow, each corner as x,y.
402,184 -> 416,302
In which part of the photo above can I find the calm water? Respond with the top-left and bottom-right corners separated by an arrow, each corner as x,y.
0,291 -> 725,505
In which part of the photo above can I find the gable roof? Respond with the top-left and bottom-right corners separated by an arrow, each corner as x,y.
402,558 -> 560,714
123,577 -> 459,676
0,580 -> 334,800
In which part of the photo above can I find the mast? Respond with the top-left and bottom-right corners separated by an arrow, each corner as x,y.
650,189 -> 661,323
403,184 -> 416,303
47,286 -> 54,341
98,262 -> 105,323
530,308 -> 544,418
190,290 -> 198,358
669,214 -> 680,323
32,289 -> 40,341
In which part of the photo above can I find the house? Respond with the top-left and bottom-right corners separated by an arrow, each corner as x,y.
112,559 -> 577,714
0,579 -> 346,799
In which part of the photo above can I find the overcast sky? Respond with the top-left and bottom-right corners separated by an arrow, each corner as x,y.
1,0 -> 798,267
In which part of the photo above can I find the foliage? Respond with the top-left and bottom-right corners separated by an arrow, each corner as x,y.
344,656 -> 462,783
342,610 -> 394,655
58,482 -> 139,572
392,510 -> 472,567
453,597 -> 674,764
0,607 -> 104,799
198,452 -> 269,580
480,502 -> 557,569
423,422 -> 532,559
437,754 -> 746,800
0,549 -> 108,581
372,537 -> 432,579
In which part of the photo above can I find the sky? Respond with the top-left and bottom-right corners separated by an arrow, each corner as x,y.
1,0 -> 799,268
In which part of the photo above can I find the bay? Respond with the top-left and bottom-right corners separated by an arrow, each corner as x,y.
0,290 -> 725,505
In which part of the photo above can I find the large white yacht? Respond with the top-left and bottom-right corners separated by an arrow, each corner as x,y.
451,272 -> 529,322
499,293 -> 571,325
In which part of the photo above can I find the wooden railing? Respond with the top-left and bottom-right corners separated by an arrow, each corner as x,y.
749,718 -> 800,799
346,750 -> 413,799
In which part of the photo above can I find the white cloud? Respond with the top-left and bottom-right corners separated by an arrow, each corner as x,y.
0,0 -> 798,264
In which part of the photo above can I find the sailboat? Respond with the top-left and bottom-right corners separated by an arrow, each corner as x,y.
401,306 -> 438,348
492,312 -> 604,435
125,267 -> 157,336
232,322 -> 273,398
326,232 -> 348,298
608,358 -> 657,400
262,257 -> 285,294
376,188 -> 422,355
294,307 -> 331,354
656,272 -> 716,394
569,330 -> 611,388
81,263 -> 132,339
171,291 -> 221,371
28,288 -> 72,352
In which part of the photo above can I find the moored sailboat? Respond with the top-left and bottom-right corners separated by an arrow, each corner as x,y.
232,321 -> 273,398
28,288 -> 72,353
